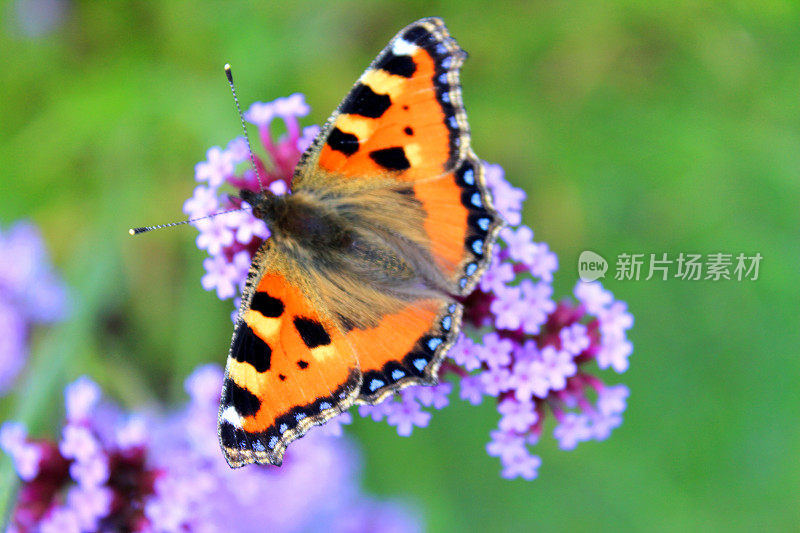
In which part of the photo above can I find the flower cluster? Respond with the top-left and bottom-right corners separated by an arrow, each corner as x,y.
358,165 -> 633,480
186,95 -> 634,481
455,274 -> 632,480
0,221 -> 69,395
184,94 -> 318,313
1,368 -> 420,532
1,377 -> 155,532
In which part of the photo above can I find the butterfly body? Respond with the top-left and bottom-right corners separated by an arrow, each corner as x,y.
219,17 -> 503,467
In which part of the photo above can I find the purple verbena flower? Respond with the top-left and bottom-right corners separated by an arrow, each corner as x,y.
383,389 -> 433,437
476,332 -> 513,369
500,448 -> 542,480
188,96 -> 312,312
458,374 -> 484,405
0,422 -> 43,482
195,146 -> 234,187
483,163 -> 525,226
559,322 -> 590,355
431,166 -> 632,479
512,360 -> 550,400
64,376 -> 101,422
539,345 -> 577,391
183,185 -> 219,219
479,254 -> 515,294
2,368 -> 421,532
497,398 -> 538,433
486,430 -> 527,462
186,95 -> 635,482
409,382 -> 451,410
448,335 -> 481,372
0,221 -> 69,395
553,412 -> 593,450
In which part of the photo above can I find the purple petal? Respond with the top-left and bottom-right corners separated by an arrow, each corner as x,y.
195,146 -> 233,187
0,422 -> 41,481
574,281 -> 613,315
477,332 -> 514,369
298,125 -> 320,153
448,335 -> 481,371
500,449 -> 541,480
497,398 -> 538,433
459,375 -> 484,405
39,506 -> 82,533
385,396 -> 431,436
596,384 -> 629,415
194,217 -> 235,256
553,413 -> 592,450
0,300 -> 27,394
183,185 -> 219,219
483,162 -> 525,226
559,322 -> 590,355
65,376 -> 101,421
486,429 -> 526,460
185,364 -> 224,406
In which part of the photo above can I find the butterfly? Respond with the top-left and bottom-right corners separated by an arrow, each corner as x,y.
218,17 -> 502,467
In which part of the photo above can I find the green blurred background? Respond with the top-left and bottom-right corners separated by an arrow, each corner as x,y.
1,1 -> 798,531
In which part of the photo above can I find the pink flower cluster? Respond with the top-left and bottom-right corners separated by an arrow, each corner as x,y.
184,94 -> 318,312
1,378 -> 156,532
1,369 -> 419,532
358,164 -> 633,480
184,95 -> 634,481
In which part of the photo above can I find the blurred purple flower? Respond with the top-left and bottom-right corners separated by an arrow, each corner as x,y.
187,95 -> 635,481
10,0 -> 68,38
195,146 -> 235,187
2,369 -> 421,532
0,300 -> 26,394
0,221 -> 69,395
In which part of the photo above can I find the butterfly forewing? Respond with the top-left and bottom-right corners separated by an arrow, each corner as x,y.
294,17 -> 470,186
219,266 -> 361,467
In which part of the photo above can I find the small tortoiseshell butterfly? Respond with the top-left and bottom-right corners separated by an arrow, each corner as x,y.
218,17 -> 502,467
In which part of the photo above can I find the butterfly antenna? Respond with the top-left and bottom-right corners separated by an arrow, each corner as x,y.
128,206 -> 249,236
225,63 -> 266,193
130,64 -> 264,237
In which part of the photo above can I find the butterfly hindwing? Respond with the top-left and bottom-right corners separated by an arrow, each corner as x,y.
350,298 -> 462,404
412,152 -> 503,295
218,253 -> 361,467
293,17 -> 469,186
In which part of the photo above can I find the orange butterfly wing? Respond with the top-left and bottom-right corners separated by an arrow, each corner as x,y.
219,18 -> 503,466
349,299 -> 462,404
218,251 -> 361,467
293,18 -> 502,403
294,17 -> 468,184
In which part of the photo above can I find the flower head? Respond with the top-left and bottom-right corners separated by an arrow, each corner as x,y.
0,221 -> 69,395
2,370 -> 420,532
187,96 -> 310,317
359,163 -> 634,480
186,94 -> 635,481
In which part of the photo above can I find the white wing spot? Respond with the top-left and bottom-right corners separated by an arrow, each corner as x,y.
392,38 -> 418,56
220,406 -> 243,428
